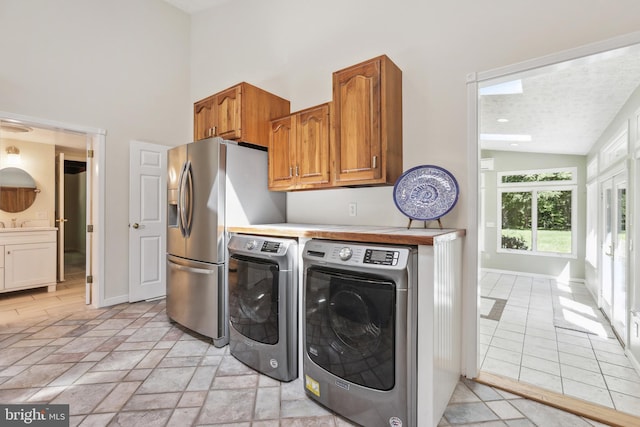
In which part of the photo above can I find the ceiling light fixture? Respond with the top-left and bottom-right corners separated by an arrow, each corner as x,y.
0,122 -> 32,134
497,118 -> 509,123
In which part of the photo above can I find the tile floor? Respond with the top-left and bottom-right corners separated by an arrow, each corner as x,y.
0,252 -> 90,324
480,270 -> 640,417
0,288 -> 619,426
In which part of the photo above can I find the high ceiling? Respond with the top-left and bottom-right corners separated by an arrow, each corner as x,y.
480,43 -> 640,155
3,2 -> 640,157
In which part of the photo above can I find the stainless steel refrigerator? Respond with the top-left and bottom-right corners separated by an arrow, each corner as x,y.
166,137 -> 285,347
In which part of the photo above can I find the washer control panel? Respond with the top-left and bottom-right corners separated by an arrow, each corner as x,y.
303,240 -> 411,269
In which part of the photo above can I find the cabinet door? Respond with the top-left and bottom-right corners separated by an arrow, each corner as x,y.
333,58 -> 382,184
194,96 -> 216,141
215,85 -> 242,140
268,116 -> 296,190
5,242 -> 56,289
297,104 -> 330,187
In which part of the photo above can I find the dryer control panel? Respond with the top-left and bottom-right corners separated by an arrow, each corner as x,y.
303,240 -> 413,270
363,248 -> 399,266
228,234 -> 296,258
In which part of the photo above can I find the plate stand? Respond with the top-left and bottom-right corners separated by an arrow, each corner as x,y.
407,218 -> 443,230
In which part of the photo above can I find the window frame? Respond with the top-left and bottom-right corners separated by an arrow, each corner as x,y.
497,167 -> 578,258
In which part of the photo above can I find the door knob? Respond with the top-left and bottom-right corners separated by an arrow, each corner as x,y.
132,223 -> 140,229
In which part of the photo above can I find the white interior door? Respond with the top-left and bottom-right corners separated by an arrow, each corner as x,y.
601,172 -> 628,344
129,140 -> 168,302
85,137 -> 93,305
55,152 -> 66,282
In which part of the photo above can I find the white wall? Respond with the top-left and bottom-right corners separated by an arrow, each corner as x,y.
191,0 -> 640,229
3,0 -> 640,303
0,0 -> 191,300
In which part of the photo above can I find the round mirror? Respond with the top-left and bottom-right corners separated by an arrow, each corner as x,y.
0,167 -> 38,213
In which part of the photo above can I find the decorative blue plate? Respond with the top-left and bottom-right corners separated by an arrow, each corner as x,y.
393,165 -> 459,221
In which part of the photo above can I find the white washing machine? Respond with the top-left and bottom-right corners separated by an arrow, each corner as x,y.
227,234 -> 298,382
302,239 -> 417,427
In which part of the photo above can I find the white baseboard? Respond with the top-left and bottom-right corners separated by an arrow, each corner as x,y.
97,294 -> 129,308
626,348 -> 640,377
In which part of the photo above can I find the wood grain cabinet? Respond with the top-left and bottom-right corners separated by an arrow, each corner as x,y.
194,82 -> 290,148
268,103 -> 331,191
0,229 -> 57,293
331,55 -> 403,186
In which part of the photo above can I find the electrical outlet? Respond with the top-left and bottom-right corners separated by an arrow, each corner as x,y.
348,202 -> 357,217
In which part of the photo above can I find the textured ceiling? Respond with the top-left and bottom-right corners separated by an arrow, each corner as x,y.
480,43 -> 640,155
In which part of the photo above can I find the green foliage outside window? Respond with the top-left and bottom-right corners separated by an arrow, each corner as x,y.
499,170 -> 573,254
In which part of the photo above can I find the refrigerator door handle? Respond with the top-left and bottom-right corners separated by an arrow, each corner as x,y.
184,161 -> 194,237
169,262 -> 214,275
177,160 -> 189,237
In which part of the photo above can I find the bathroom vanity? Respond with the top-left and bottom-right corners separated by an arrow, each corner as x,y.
0,228 -> 57,293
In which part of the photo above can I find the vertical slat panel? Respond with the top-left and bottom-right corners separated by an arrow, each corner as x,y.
432,237 -> 463,424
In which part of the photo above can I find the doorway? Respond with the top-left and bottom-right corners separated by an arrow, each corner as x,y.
61,158 -> 87,281
601,170 -> 628,344
467,34 -> 640,418
0,111 -> 105,309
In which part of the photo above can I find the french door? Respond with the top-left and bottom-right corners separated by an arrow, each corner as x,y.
601,171 -> 628,344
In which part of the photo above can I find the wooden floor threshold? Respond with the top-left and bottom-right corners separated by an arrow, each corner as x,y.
475,372 -> 640,427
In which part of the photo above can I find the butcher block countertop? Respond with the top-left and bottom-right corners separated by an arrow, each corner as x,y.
227,223 -> 465,246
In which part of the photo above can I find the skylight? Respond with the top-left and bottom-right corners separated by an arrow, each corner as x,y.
479,79 -> 523,95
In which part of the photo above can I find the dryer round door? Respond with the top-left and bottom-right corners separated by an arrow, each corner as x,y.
229,255 -> 280,345
305,266 -> 396,391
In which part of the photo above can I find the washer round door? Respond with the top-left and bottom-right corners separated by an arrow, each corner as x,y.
229,255 -> 280,345
305,266 -> 396,390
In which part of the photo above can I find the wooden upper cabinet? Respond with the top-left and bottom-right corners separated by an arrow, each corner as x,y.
268,103 -> 331,191
194,82 -> 290,147
268,116 -> 296,190
194,96 -> 215,141
296,104 -> 331,188
214,85 -> 242,140
332,55 -> 402,186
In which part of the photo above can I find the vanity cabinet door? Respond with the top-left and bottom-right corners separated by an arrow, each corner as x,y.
4,242 -> 56,290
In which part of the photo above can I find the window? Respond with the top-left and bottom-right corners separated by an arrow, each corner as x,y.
498,167 -> 577,257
